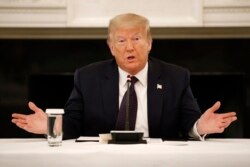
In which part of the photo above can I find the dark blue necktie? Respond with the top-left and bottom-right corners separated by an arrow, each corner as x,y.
115,76 -> 138,130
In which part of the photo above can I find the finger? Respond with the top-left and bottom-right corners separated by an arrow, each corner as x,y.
219,121 -> 230,128
220,112 -> 237,119
12,118 -> 20,124
28,101 -> 43,113
15,122 -> 28,130
15,121 -> 35,134
12,118 -> 27,124
231,116 -> 237,122
224,116 -> 237,124
220,121 -> 233,129
219,116 -> 237,128
12,113 -> 27,120
18,123 -> 40,134
11,118 -> 19,124
15,122 -> 35,133
207,101 -> 221,113
217,127 -> 225,133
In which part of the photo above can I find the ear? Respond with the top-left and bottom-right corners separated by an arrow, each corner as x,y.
107,39 -> 115,57
147,38 -> 152,53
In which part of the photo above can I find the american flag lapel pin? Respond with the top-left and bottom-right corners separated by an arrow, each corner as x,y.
157,84 -> 162,90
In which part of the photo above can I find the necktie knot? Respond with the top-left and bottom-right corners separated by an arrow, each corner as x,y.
128,75 -> 138,86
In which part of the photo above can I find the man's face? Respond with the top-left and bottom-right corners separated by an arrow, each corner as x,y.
108,26 -> 152,75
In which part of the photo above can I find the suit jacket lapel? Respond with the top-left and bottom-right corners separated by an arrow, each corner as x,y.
101,59 -> 119,130
148,58 -> 164,137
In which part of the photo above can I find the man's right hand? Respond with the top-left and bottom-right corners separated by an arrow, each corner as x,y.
12,102 -> 47,134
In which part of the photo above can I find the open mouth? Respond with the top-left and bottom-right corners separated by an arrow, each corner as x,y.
127,55 -> 135,60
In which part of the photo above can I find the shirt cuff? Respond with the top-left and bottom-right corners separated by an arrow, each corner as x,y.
188,119 -> 207,141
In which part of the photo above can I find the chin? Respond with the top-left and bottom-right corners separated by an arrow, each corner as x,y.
125,65 -> 141,75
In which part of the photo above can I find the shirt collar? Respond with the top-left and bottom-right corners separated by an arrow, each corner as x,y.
118,62 -> 148,87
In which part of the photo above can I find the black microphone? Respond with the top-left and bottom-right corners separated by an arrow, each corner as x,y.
125,75 -> 131,130
108,75 -> 146,144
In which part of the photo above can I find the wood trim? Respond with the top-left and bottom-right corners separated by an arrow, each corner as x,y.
1,27 -> 250,39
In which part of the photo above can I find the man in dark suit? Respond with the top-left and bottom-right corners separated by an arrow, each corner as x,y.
12,13 -> 237,140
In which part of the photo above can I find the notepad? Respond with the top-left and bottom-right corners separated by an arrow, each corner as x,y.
75,136 -> 99,142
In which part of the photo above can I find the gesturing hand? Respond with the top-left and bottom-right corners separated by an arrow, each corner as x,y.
197,101 -> 237,135
12,102 -> 47,134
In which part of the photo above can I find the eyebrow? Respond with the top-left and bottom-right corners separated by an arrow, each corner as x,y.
115,33 -> 142,38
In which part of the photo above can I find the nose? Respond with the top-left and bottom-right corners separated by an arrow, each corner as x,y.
126,40 -> 134,52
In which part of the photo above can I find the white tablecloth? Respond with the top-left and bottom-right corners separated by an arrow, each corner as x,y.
0,138 -> 250,167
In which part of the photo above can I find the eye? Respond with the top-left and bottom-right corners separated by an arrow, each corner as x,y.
118,39 -> 125,43
117,38 -> 126,45
132,36 -> 141,42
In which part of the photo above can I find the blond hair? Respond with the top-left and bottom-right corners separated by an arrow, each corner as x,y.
107,13 -> 152,43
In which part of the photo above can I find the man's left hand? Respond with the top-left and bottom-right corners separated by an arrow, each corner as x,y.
197,101 -> 237,135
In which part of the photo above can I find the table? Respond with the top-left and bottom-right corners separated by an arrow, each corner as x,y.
0,138 -> 250,167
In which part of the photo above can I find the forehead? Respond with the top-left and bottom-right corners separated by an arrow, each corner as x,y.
112,26 -> 147,37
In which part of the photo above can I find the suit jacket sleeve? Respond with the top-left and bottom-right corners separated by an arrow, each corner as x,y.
62,59 -> 119,139
179,70 -> 201,137
63,69 -> 84,139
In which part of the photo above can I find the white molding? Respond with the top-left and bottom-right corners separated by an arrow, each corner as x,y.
0,0 -> 250,28
67,0 -> 203,27
0,8 -> 66,27
0,0 -> 66,8
0,0 -> 66,27
204,0 -> 250,7
204,0 -> 250,27
1,27 -> 250,39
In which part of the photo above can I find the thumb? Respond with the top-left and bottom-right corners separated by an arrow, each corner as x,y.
28,101 -> 43,113
207,101 -> 221,114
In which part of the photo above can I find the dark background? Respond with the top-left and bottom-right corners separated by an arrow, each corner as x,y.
0,39 -> 249,138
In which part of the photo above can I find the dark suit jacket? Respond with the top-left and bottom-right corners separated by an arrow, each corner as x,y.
63,57 -> 201,139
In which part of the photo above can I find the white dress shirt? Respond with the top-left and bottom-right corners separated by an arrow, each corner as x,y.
118,63 -> 149,137
118,63 -> 204,140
